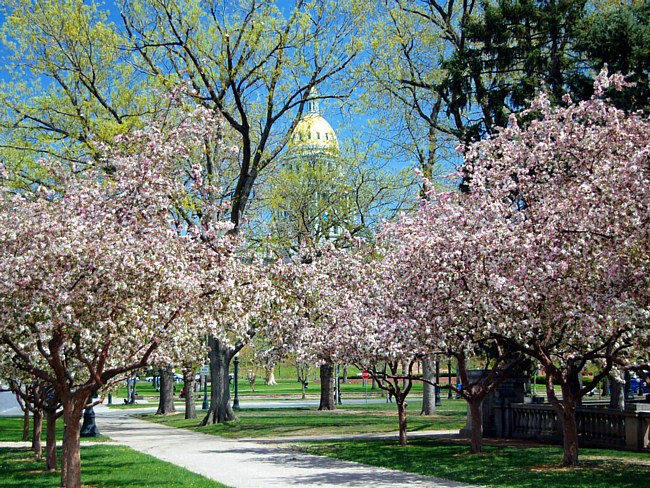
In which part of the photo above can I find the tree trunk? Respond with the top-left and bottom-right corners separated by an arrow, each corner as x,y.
560,407 -> 580,467
201,337 -> 237,425
61,396 -> 85,488
22,407 -> 30,441
396,395 -> 408,446
468,398 -> 483,454
609,374 -> 625,410
568,367 -> 583,407
265,367 -> 277,386
318,361 -> 335,410
32,408 -> 43,460
183,369 -> 197,420
547,381 -> 580,466
342,365 -> 348,384
421,355 -> 436,415
45,410 -> 58,472
156,365 -> 176,415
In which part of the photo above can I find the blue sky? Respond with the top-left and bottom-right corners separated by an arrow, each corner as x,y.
0,1 -> 419,174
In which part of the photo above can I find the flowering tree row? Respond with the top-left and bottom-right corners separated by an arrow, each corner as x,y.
271,73 -> 649,466
0,106 -> 269,488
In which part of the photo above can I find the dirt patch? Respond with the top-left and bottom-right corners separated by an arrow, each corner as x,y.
527,465 -> 595,473
425,434 -> 548,449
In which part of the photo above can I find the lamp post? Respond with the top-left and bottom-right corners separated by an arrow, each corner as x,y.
447,358 -> 453,399
80,391 -> 100,437
233,356 -> 240,409
130,375 -> 137,404
336,364 -> 342,405
202,369 -> 209,410
435,355 -> 442,407
202,335 -> 210,410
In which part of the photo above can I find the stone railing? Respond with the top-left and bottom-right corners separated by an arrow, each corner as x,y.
508,402 -> 650,450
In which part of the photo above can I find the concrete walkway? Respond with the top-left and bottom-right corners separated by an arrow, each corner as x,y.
95,405 -> 477,488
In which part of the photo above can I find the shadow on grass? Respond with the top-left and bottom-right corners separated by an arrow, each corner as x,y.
1,445 -> 226,488
303,438 -> 650,488
141,406 -> 467,439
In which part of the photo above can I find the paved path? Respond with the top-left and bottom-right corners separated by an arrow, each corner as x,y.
95,405 -> 477,488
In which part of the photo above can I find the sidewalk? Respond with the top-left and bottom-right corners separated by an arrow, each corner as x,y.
95,405 -> 478,488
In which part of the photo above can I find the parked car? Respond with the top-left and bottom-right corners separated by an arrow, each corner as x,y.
630,376 -> 649,395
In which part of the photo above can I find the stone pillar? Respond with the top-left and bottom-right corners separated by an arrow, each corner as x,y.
624,403 -> 650,450
492,376 -> 529,437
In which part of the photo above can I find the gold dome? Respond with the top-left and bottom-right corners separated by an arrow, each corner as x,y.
288,113 -> 339,153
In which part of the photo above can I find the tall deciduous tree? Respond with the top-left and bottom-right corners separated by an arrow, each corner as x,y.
0,0 -> 162,170
120,0 -> 363,422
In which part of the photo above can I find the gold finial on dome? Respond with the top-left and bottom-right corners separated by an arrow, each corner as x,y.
307,87 -> 320,114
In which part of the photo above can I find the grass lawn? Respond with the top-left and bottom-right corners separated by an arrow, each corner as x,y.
141,399 -> 467,439
0,416 -> 110,443
112,377 -> 428,402
302,438 -> 650,488
0,445 -> 227,487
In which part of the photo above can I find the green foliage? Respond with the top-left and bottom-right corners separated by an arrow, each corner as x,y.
304,439 -> 650,488
464,0 -> 587,119
0,446 -> 227,487
256,148 -> 414,256
0,0 -> 161,171
576,0 -> 650,112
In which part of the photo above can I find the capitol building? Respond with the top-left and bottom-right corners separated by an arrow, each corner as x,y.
271,88 -> 348,249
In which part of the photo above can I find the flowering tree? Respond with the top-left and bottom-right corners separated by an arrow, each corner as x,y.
265,242 -> 429,444
459,72 -> 650,466
379,191 -> 530,453
0,107 -> 236,487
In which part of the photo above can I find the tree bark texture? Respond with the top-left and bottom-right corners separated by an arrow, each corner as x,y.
183,369 -> 197,420
396,396 -> 408,446
61,396 -> 86,488
318,361 -> 335,410
468,399 -> 483,454
22,407 -> 30,441
560,406 -> 580,467
45,409 -> 58,471
32,408 -> 43,460
568,367 -> 583,407
156,364 -> 176,415
202,337 -> 238,425
420,355 -> 436,415
547,381 -> 580,466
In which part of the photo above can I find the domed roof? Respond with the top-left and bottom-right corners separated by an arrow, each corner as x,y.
287,89 -> 339,154
288,114 -> 339,152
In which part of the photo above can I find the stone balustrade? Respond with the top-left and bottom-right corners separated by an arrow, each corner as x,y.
507,402 -> 650,450
459,371 -> 650,452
